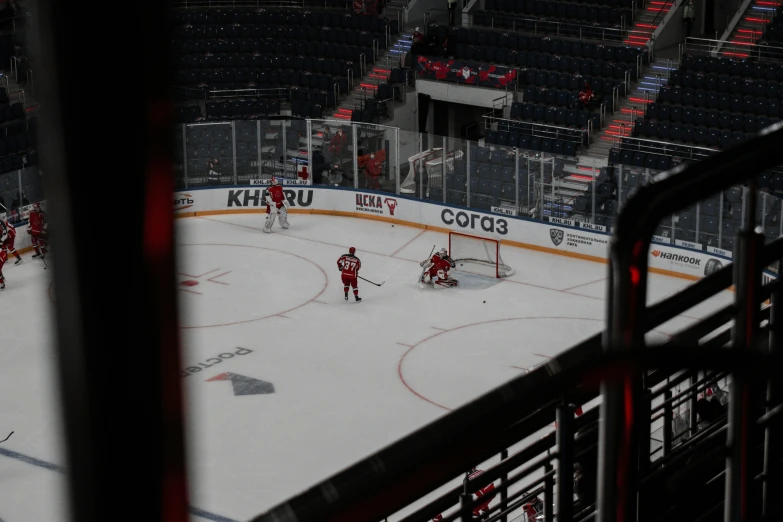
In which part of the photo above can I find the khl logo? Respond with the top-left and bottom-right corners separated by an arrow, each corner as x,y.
550,229 -> 564,246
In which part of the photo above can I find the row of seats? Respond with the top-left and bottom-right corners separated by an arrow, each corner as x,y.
175,69 -> 347,98
505,107 -> 590,138
634,121 -> 756,148
513,102 -> 602,129
173,40 -> 373,65
657,87 -> 783,113
205,99 -> 282,120
176,53 -> 361,78
175,105 -> 203,123
523,74 -> 624,98
291,101 -> 324,119
679,53 -> 783,79
0,103 -> 24,124
174,26 -> 385,50
481,0 -> 632,26
666,71 -> 783,95
170,9 -> 397,35
485,131 -> 579,156
436,25 -> 644,63
472,12 -> 627,42
646,102 -> 781,128
609,148 -> 677,170
523,85 -> 607,108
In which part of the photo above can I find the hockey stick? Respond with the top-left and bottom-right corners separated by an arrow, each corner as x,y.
358,275 -> 384,287
417,244 -> 436,284
0,431 -> 13,443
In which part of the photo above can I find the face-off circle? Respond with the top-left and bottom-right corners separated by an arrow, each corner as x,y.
398,317 -> 670,411
177,243 -> 327,329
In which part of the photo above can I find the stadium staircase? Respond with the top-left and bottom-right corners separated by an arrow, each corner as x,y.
722,0 -> 780,57
627,0 -> 674,47
248,124 -> 783,522
330,31 -> 413,122
580,57 -> 675,165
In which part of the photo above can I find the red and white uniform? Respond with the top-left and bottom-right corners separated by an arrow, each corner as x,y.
365,155 -> 383,190
0,219 -> 21,264
433,468 -> 495,521
422,249 -> 457,288
427,253 -> 453,280
263,180 -> 289,233
0,248 -> 7,288
266,184 -> 285,213
28,206 -> 47,258
337,252 -> 361,299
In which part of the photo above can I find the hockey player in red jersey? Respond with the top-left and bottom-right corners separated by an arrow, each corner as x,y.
0,219 -> 21,265
0,246 -> 7,289
337,247 -> 362,302
263,177 -> 289,233
432,468 -> 496,521
420,247 -> 458,288
27,202 -> 47,261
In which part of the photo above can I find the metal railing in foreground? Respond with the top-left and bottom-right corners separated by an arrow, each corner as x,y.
601,121 -> 783,522
245,127 -> 783,522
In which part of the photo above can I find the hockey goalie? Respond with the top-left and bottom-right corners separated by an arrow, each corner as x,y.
263,177 -> 290,233
420,248 -> 459,288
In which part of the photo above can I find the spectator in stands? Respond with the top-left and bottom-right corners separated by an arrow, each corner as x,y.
683,0 -> 695,38
447,0 -> 457,26
321,126 -> 332,145
328,127 -> 348,166
207,158 -> 221,184
578,82 -> 594,109
365,153 -> 383,190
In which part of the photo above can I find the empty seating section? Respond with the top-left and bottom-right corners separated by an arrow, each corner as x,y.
171,8 -> 397,119
568,167 -> 618,227
474,0 -> 633,39
0,119 -> 36,175
425,145 -> 530,209
443,25 -> 644,79
634,54 -> 783,147
764,8 -> 783,44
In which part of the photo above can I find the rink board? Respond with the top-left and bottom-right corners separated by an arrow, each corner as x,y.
173,186 -> 738,281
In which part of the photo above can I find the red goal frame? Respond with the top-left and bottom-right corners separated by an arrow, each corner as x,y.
448,231 -> 502,279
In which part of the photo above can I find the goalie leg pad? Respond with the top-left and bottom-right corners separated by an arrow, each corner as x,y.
264,209 -> 277,232
278,206 -> 289,229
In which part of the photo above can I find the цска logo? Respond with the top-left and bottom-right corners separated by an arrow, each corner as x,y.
550,229 -> 564,246
384,197 -> 397,216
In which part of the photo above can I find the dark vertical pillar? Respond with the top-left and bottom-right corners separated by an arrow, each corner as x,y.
726,183 -> 763,522
29,1 -> 188,522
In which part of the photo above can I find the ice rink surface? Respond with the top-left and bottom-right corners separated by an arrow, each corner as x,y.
0,213 -> 735,522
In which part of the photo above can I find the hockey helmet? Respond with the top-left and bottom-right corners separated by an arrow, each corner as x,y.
270,176 -> 279,185
349,247 -> 356,255
33,201 -> 41,211
438,247 -> 448,257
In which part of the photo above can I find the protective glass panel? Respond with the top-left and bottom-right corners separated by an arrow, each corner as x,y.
185,122 -> 234,186
19,166 -> 43,207
234,119 -> 259,184
444,135 -> 468,208
396,129 -> 421,197
0,169 -> 19,219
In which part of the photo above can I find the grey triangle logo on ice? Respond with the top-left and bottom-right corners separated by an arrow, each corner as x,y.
550,229 -> 564,246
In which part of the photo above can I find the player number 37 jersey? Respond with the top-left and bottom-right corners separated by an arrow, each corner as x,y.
337,254 -> 361,277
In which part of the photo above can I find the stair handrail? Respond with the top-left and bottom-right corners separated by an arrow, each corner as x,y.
716,0 -> 754,50
685,36 -> 783,62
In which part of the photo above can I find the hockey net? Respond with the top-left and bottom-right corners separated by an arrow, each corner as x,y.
449,232 -> 515,278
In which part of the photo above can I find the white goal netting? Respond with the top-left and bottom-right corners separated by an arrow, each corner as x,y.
449,232 -> 515,278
